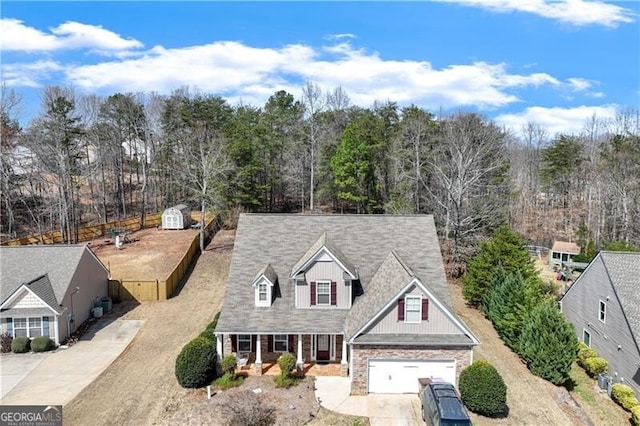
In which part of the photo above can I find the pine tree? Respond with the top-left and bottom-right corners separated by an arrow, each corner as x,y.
483,270 -> 537,350
462,226 -> 538,306
519,300 -> 579,385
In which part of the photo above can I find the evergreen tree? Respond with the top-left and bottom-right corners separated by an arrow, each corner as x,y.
483,270 -> 538,350
519,300 -> 579,385
462,226 -> 538,306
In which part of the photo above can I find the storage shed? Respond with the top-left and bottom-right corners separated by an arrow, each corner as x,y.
549,240 -> 581,268
162,204 -> 192,230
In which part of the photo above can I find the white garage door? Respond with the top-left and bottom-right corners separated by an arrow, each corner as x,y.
368,359 -> 456,394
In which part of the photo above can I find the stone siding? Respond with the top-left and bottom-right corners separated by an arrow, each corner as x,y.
350,345 -> 472,395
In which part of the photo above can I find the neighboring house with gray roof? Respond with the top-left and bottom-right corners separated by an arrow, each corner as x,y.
560,251 -> 640,394
215,214 -> 479,395
0,245 -> 109,345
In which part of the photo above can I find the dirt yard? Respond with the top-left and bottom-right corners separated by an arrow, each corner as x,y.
63,230 -> 233,425
89,227 -> 201,279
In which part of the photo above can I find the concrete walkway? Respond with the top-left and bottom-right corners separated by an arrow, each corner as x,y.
315,376 -> 423,425
0,319 -> 144,406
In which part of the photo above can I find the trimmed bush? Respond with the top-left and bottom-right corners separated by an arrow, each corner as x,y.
631,404 -> 640,426
278,352 -> 296,377
459,360 -> 507,417
198,330 -> 215,342
611,383 -> 639,412
175,337 -> 217,388
221,354 -> 238,376
577,342 -> 598,367
11,336 -> 30,353
31,336 -> 55,352
206,312 -> 221,331
0,332 -> 12,353
214,372 -> 243,390
583,357 -> 608,378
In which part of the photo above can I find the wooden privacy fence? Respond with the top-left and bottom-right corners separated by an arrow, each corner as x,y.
109,216 -> 219,302
1,213 -> 163,246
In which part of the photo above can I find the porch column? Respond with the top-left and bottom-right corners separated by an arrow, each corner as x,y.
296,334 -> 304,373
340,335 -> 348,377
216,334 -> 223,362
54,316 -> 59,346
255,334 -> 262,375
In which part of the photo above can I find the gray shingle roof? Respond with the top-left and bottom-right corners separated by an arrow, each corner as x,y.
600,252 -> 640,344
290,232 -> 357,278
253,263 -> 277,285
0,245 -> 104,305
344,251 -> 414,340
352,333 -> 475,346
216,214 -> 454,335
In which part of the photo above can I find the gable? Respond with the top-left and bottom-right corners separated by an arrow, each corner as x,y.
5,289 -> 49,310
0,245 -> 107,304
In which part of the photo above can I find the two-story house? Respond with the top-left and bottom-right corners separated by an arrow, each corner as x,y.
560,251 -> 640,395
215,214 -> 479,395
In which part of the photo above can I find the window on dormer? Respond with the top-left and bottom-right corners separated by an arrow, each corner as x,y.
317,281 -> 330,305
258,283 -> 267,301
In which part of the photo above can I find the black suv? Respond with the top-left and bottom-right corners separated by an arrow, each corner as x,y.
420,382 -> 472,426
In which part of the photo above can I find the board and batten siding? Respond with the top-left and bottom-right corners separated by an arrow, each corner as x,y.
367,285 -> 461,334
561,257 -> 640,394
296,260 -> 350,308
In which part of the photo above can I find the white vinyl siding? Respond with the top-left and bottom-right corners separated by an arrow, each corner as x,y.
298,261 -> 350,308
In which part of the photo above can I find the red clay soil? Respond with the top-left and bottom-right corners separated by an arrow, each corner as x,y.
88,227 -> 200,280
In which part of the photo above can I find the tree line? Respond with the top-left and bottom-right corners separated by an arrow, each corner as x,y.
1,83 -> 638,264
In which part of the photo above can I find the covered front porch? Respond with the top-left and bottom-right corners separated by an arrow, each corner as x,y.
216,332 -> 349,377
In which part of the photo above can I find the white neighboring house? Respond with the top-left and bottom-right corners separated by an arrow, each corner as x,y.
0,245 -> 109,345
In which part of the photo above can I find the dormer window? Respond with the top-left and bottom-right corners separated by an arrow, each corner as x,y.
258,283 -> 267,302
252,263 -> 277,307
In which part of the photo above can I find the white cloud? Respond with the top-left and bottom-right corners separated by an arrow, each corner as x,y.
495,104 -> 619,136
436,0 -> 636,27
1,60 -> 63,87
567,77 -> 592,91
57,40 -> 564,111
0,18 -> 143,52
324,33 -> 357,41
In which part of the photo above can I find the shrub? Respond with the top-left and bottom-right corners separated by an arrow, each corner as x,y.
611,383 -> 640,412
278,352 -> 296,377
224,391 -> 276,426
11,336 -> 30,353
274,373 -> 300,389
198,330 -> 215,342
631,404 -> 640,426
175,337 -> 217,388
31,336 -> 55,352
221,354 -> 238,376
577,342 -> 598,367
214,372 -> 243,390
519,301 -> 579,385
583,357 -> 608,378
206,311 -> 221,332
458,360 -> 507,417
0,332 -> 12,353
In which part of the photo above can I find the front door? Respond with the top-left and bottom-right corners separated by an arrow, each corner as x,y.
316,334 -> 330,361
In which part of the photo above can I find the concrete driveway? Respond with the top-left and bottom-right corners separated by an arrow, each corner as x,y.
315,376 -> 424,425
0,318 -> 143,406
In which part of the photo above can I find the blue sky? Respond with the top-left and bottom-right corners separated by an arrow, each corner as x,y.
1,1 -> 638,136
